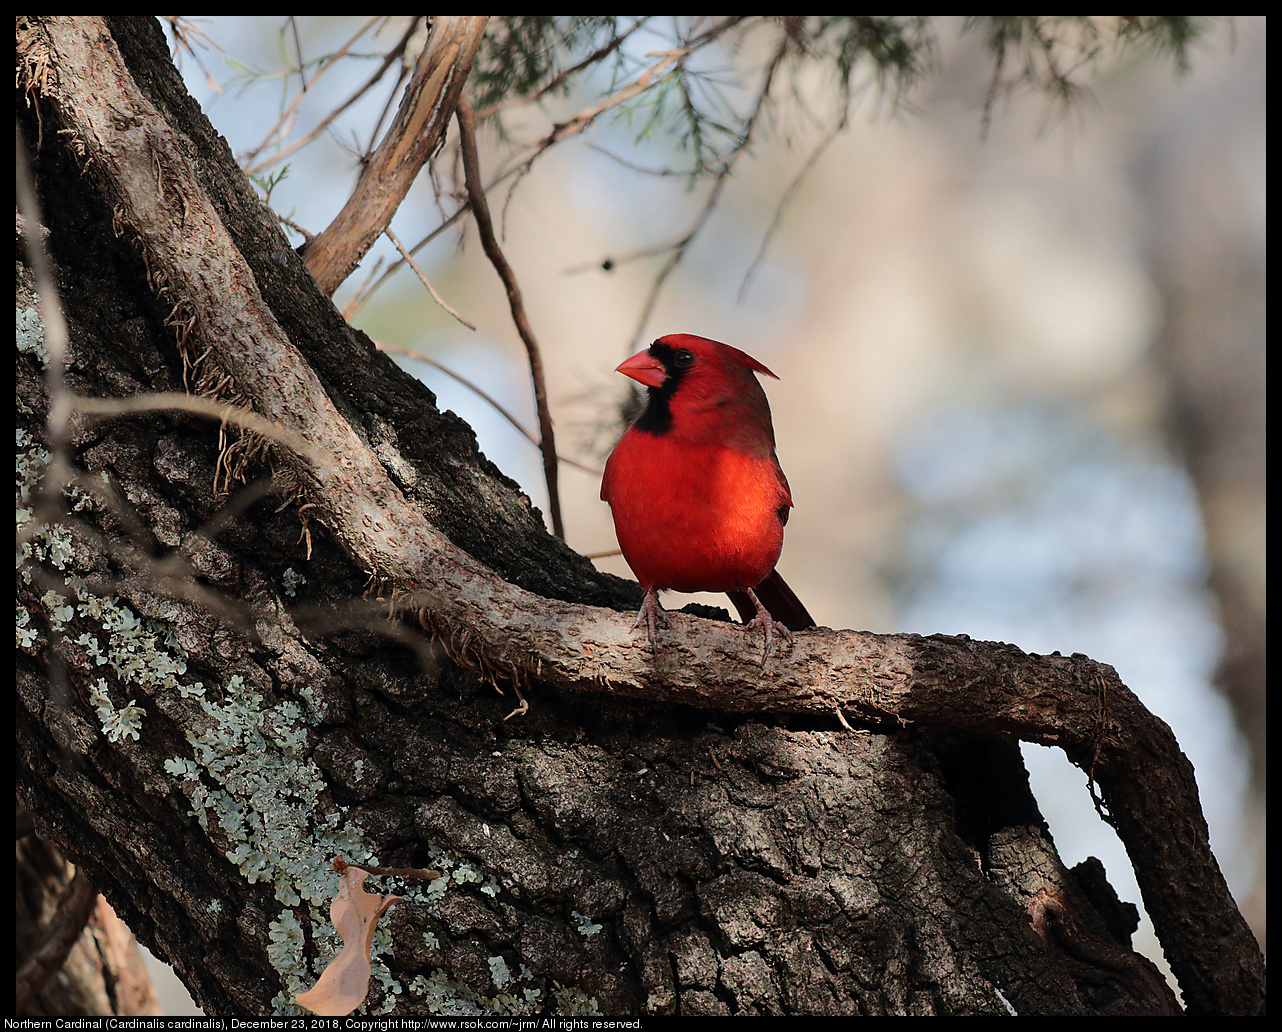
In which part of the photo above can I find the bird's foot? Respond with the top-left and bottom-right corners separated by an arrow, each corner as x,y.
745,586 -> 791,664
632,589 -> 669,654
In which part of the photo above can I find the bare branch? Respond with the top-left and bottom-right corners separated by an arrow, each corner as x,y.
349,20 -> 750,315
302,16 -> 488,295
241,16 -> 388,171
456,94 -> 565,540
383,226 -> 476,330
377,343 -> 601,477
488,18 -> 748,189
388,532 -> 1263,1015
243,18 -> 417,177
24,16 -> 462,578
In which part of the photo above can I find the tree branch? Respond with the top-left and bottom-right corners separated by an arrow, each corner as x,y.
301,16 -> 488,295
22,15 -> 461,580
395,553 -> 1263,1014
240,16 -> 397,175
456,94 -> 565,540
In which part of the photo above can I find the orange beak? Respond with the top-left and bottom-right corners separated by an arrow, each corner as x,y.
615,349 -> 667,389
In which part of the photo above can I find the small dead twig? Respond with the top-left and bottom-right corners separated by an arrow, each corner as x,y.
456,94 -> 564,540
627,36 -> 791,347
383,226 -> 475,330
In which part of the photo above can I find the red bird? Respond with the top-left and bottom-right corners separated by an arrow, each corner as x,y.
601,333 -> 814,660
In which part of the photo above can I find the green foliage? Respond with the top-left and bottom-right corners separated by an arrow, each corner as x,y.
250,164 -> 291,205
1116,14 -> 1207,74
626,60 -> 743,176
468,16 -> 1216,178
965,16 -> 1209,126
808,16 -> 936,98
469,15 -> 622,110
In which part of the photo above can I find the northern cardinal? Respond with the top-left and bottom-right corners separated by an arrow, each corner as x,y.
601,333 -> 814,660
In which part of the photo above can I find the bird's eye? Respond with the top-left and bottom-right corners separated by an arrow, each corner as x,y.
674,349 -> 695,369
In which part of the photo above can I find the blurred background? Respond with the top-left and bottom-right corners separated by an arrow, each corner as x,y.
155,16 -> 1263,1006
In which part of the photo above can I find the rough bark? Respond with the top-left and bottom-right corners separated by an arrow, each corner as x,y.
15,15 -> 1263,1016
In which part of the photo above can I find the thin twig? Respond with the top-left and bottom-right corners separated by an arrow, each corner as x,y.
628,37 -> 791,347
346,200 -> 472,316
456,95 -> 564,539
738,108 -> 847,303
490,18 -> 748,188
475,17 -> 651,119
582,140 -> 699,177
241,16 -> 387,171
353,19 -> 749,314
375,342 -> 601,476
383,227 -> 476,329
162,16 -> 225,94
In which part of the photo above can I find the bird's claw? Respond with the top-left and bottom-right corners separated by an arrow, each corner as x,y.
632,587 -> 791,663
745,587 -> 790,664
633,589 -> 669,654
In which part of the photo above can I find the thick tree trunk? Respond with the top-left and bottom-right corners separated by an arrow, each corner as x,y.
15,16 -> 1260,1016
